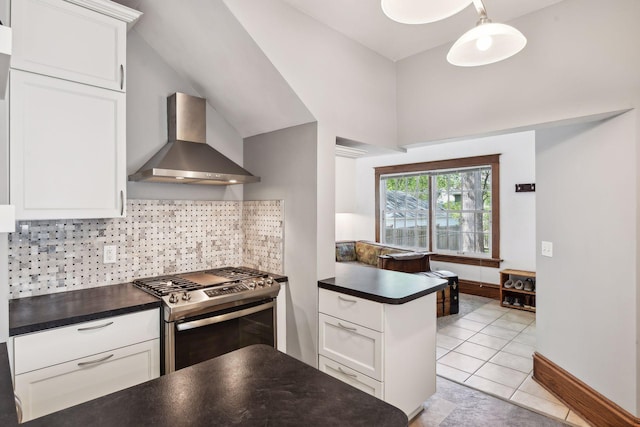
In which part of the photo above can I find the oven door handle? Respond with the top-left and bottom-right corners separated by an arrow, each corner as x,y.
176,301 -> 275,332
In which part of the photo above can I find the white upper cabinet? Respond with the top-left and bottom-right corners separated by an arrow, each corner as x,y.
11,0 -> 128,91
10,70 -> 126,219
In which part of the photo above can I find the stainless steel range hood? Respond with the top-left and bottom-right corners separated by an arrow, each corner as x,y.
128,93 -> 260,185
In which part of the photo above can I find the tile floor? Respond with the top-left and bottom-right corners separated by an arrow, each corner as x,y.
436,300 -> 590,427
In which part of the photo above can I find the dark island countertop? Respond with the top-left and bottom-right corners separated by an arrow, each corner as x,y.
21,344 -> 407,427
319,263 -> 447,304
9,283 -> 161,336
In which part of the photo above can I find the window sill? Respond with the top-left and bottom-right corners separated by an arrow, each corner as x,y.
430,254 -> 502,268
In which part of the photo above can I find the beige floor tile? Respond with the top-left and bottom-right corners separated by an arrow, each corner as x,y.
454,341 -> 499,361
491,319 -> 528,332
451,318 -> 487,332
438,351 -> 485,374
522,324 -> 537,335
501,311 -> 536,325
413,395 -> 457,427
437,363 -> 472,382
503,341 -> 536,358
512,332 -> 537,347
439,325 -> 476,341
464,375 -> 516,400
474,307 -> 508,318
467,332 -> 509,350
464,311 -> 503,324
436,346 -> 450,360
479,325 -> 520,340
436,333 -> 464,350
482,301 -> 511,312
490,351 -> 533,373
474,362 -> 528,388
511,390 -> 569,420
566,410 -> 591,427
517,376 -> 564,405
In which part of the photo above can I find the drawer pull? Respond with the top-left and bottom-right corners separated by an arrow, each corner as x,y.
120,64 -> 124,90
338,367 -> 357,378
77,354 -> 114,367
338,296 -> 357,303
77,321 -> 113,332
337,322 -> 357,331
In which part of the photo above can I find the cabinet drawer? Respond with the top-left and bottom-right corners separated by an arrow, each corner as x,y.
318,313 -> 383,381
15,339 -> 159,422
319,355 -> 383,399
14,309 -> 159,374
319,288 -> 384,332
12,0 -> 127,91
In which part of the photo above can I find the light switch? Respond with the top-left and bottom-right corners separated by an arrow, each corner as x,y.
541,241 -> 553,257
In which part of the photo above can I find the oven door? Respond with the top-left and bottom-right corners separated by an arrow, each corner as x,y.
166,299 -> 276,373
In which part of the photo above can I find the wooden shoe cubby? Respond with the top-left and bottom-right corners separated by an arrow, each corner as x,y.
499,269 -> 536,312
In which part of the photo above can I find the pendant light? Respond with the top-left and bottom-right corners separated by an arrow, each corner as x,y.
447,0 -> 527,66
381,0 -> 473,24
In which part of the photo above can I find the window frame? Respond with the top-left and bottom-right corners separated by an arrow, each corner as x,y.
375,154 -> 501,268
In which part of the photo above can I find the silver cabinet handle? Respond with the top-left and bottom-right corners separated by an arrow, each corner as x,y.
120,64 -> 124,90
120,190 -> 124,216
77,321 -> 113,332
338,296 -> 357,303
338,367 -> 357,378
337,322 -> 357,331
77,354 -> 114,367
14,393 -> 23,424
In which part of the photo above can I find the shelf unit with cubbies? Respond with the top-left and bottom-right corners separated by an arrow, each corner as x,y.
499,269 -> 536,312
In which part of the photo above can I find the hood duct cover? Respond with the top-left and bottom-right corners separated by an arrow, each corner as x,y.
129,93 -> 260,185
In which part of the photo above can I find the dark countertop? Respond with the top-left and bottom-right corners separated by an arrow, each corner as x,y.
0,343 -> 18,427
319,263 -> 447,304
23,344 -> 407,427
9,283 -> 161,336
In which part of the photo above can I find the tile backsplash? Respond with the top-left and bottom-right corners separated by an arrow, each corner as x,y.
8,199 -> 283,299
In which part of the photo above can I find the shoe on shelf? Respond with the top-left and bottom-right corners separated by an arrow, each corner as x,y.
504,279 -> 514,289
524,295 -> 531,308
513,297 -> 522,307
514,280 -> 524,290
531,296 -> 536,308
524,278 -> 534,292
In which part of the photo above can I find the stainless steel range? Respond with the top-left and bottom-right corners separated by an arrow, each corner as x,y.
132,267 -> 281,374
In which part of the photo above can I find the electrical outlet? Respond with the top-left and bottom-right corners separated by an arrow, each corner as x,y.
541,241 -> 553,257
103,245 -> 117,264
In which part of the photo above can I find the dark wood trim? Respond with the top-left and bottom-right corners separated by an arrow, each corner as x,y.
374,154 -> 501,262
533,352 -> 640,427
430,254 -> 501,268
458,279 -> 500,299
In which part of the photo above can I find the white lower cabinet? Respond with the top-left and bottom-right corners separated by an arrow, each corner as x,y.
13,309 -> 160,422
318,288 -> 437,419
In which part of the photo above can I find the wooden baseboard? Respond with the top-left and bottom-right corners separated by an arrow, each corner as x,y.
458,279 -> 500,299
533,352 -> 640,427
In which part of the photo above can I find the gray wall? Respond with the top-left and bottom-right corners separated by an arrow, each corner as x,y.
0,0 -> 10,342
244,122 -> 318,366
125,30 -> 245,201
535,111 -> 638,414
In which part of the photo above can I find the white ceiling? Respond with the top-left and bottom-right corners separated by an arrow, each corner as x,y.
280,0 -> 564,61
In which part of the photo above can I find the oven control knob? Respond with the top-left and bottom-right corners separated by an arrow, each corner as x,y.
182,291 -> 191,301
247,281 -> 256,290
266,277 -> 274,286
169,293 -> 179,304
257,279 -> 265,287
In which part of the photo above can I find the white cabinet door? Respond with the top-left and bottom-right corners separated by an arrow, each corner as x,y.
10,70 -> 126,219
15,339 -> 160,422
11,0 -> 127,92
318,313 -> 383,381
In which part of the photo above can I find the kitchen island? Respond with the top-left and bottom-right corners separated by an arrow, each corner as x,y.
318,263 -> 447,419
0,343 -> 407,426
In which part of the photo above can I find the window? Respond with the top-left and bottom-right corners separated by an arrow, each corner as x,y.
375,155 -> 500,268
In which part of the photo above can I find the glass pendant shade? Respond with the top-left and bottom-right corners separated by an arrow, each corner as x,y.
447,22 -> 527,66
381,0 -> 473,24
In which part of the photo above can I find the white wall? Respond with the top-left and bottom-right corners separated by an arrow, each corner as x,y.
244,123 -> 320,366
536,112 -> 638,415
0,0 -> 10,342
224,0 -> 397,149
349,131 -> 535,285
125,31 -> 245,201
396,0 -> 640,144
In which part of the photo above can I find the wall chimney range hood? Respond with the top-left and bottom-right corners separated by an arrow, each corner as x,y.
129,93 -> 260,185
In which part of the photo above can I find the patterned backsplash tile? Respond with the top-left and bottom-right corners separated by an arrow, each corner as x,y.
8,199 -> 283,299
